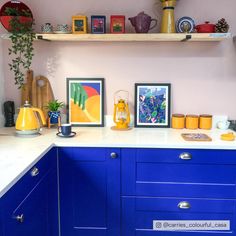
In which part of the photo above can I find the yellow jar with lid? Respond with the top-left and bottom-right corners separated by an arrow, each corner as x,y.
186,114 -> 199,129
199,114 -> 212,130
172,114 -> 185,129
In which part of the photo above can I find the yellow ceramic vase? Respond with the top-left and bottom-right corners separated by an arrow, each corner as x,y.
161,0 -> 176,33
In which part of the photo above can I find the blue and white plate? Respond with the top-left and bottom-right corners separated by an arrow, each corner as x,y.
176,16 -> 195,33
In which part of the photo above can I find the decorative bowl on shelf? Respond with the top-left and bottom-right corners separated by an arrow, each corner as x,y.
195,21 -> 215,33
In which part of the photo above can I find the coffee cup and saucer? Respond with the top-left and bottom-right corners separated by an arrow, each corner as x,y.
57,124 -> 76,138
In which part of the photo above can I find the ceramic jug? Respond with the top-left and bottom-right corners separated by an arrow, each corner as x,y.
128,12 -> 157,33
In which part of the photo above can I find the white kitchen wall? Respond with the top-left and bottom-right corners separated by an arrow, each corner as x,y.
1,0 -> 236,120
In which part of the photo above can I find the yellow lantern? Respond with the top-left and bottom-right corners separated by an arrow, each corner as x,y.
111,90 -> 131,130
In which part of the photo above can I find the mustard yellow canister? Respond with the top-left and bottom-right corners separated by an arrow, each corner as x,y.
186,114 -> 199,129
199,114 -> 212,130
172,114 -> 185,129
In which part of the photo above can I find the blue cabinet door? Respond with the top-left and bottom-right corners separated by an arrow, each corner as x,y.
2,148 -> 58,236
59,147 -> 120,236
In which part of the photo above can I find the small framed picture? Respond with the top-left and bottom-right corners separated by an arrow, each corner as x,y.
72,15 -> 88,34
110,15 -> 125,33
91,15 -> 106,34
67,78 -> 104,127
135,83 -> 171,128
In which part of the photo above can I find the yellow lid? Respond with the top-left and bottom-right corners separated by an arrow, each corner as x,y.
221,133 -> 235,141
186,114 -> 198,118
200,114 -> 212,118
172,114 -> 185,118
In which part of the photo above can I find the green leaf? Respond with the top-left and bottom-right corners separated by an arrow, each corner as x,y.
8,17 -> 35,88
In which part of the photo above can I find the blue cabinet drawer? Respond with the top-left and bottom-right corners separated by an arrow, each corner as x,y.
122,196 -> 236,236
122,148 -> 236,198
136,148 -> 236,164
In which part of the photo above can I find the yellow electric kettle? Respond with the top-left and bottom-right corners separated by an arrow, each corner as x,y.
16,101 -> 46,135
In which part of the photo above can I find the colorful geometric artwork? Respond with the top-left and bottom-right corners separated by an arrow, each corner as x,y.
72,16 -> 87,33
74,20 -> 84,32
135,83 -> 171,128
91,15 -> 106,33
67,78 -> 104,126
110,15 -> 125,33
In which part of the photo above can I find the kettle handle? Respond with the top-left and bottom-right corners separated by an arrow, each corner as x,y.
149,19 -> 158,30
32,108 -> 47,126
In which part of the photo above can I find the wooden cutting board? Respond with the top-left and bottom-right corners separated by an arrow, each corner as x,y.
181,133 -> 212,141
32,75 -> 54,116
21,70 -> 33,105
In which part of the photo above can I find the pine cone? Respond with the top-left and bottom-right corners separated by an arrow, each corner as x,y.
215,18 -> 229,33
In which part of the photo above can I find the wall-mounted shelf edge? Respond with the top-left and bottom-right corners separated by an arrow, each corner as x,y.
0,33 -> 231,42
35,33 -> 231,42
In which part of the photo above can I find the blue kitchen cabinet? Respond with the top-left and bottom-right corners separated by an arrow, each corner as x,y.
121,148 -> 236,235
2,148 -> 58,236
58,147 -> 121,236
0,200 -> 4,236
2,145 -> 236,236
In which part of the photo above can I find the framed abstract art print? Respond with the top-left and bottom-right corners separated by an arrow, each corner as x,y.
135,83 -> 171,128
72,15 -> 88,33
67,78 -> 104,126
91,15 -> 106,33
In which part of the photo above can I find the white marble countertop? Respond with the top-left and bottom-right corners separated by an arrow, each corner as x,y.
0,126 -> 235,198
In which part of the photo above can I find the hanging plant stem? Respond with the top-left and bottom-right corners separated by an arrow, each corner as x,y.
8,15 -> 35,89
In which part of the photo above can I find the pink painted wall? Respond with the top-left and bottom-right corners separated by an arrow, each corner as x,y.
1,0 -> 236,119
0,39 -> 5,126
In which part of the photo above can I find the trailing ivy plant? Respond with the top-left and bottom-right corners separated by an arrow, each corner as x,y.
4,7 -> 31,17
7,8 -> 35,89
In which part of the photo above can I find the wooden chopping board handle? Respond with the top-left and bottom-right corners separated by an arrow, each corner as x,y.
21,70 -> 33,105
32,75 -> 55,116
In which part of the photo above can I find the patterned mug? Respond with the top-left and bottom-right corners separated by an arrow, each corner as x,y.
56,24 -> 70,32
41,23 -> 53,33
